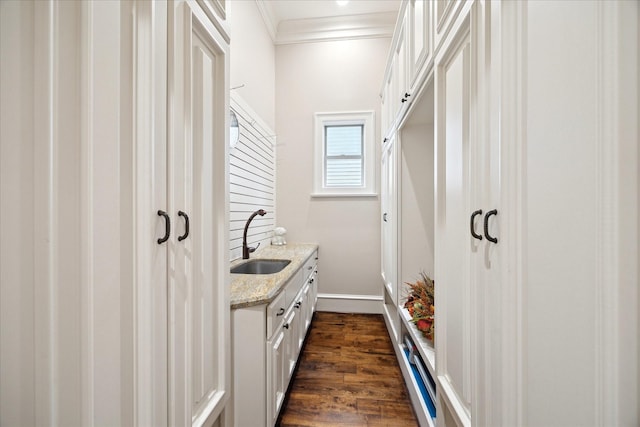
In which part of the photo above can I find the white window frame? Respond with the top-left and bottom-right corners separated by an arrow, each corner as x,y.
312,111 -> 376,197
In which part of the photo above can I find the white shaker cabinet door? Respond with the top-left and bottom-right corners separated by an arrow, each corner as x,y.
168,2 -> 230,426
434,17 -> 473,427
381,136 -> 398,306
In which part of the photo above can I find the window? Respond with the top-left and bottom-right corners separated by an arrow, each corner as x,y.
324,124 -> 364,187
313,111 -> 376,197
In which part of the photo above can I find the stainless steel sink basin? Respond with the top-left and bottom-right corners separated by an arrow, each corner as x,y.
230,259 -> 291,275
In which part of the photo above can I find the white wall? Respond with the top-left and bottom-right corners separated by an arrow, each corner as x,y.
276,38 -> 391,312
227,0 -> 276,130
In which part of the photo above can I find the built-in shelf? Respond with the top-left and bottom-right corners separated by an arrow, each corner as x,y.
399,306 -> 435,377
397,344 -> 436,427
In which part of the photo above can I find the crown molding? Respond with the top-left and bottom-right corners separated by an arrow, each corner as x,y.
275,12 -> 396,45
255,0 -> 396,45
255,0 -> 277,42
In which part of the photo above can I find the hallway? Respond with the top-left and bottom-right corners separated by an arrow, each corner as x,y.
277,312 -> 419,427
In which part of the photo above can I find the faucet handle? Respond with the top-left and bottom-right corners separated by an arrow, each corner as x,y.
249,242 -> 261,253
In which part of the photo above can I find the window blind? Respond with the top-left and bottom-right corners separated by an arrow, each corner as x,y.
324,125 -> 364,187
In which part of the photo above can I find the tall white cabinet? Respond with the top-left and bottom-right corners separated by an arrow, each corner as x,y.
380,1 -> 638,426
0,1 -> 230,426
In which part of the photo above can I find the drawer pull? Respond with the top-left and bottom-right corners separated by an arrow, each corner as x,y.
276,308 -> 285,316
283,323 -> 289,330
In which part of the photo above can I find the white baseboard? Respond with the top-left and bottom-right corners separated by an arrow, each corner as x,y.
316,293 -> 383,314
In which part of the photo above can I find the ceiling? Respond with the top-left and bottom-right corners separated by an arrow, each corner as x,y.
256,0 -> 402,44
267,0 -> 401,24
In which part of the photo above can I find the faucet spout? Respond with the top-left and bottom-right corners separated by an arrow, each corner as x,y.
242,209 -> 267,259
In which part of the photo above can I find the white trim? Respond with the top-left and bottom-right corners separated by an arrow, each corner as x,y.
316,293 -> 383,314
254,0 -> 396,45
195,0 -> 230,43
275,12 -> 396,45
499,1 -> 526,426
310,193 -> 378,199
134,1 -> 168,425
255,0 -> 277,42
595,0 -> 616,418
594,1 -> 638,424
313,111 -> 376,197
437,375 -> 471,427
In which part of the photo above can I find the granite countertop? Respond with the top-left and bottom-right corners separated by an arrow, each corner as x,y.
230,243 -> 318,310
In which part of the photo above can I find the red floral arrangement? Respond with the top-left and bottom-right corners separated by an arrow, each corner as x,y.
404,272 -> 435,341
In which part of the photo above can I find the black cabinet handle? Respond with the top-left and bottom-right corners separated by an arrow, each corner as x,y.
404,92 -> 411,98
383,213 -> 388,222
484,209 -> 498,244
401,98 -> 407,103
276,308 -> 285,316
157,210 -> 170,244
283,323 -> 289,330
177,210 -> 189,242
470,209 -> 483,240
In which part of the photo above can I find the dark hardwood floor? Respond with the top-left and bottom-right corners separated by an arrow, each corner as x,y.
277,312 -> 419,427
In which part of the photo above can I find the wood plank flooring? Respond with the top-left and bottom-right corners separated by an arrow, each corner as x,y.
277,312 -> 419,427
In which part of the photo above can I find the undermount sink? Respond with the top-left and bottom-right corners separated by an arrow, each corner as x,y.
230,259 -> 291,275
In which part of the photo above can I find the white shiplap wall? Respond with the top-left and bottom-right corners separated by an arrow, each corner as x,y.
230,95 -> 276,260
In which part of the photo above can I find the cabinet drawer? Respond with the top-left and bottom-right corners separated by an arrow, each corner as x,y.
284,268 -> 303,310
302,250 -> 318,280
267,291 -> 287,339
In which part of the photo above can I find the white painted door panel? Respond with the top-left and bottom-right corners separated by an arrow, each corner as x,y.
168,3 -> 229,426
267,329 -> 286,426
381,137 -> 398,305
435,13 -> 474,424
441,37 -> 471,412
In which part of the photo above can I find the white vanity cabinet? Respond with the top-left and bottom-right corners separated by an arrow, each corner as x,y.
232,249 -> 318,427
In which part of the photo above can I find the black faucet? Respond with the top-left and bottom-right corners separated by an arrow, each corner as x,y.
242,209 -> 266,259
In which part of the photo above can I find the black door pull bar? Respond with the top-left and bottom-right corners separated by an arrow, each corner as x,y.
470,209 -> 483,240
484,209 -> 498,244
178,211 -> 189,241
157,210 -> 170,244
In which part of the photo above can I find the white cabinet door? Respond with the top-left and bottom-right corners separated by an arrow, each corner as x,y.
393,10 -> 410,117
381,136 -> 398,305
168,2 -> 229,426
434,13 -> 474,426
409,0 -> 431,89
293,285 -> 307,353
284,309 -> 298,381
267,329 -> 286,427
310,270 -> 318,314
